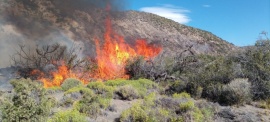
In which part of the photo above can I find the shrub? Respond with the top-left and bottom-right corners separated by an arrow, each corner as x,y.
125,56 -> 146,79
202,84 -> 223,103
179,100 -> 195,112
75,101 -> 101,118
186,81 -> 203,99
201,108 -> 214,122
73,92 -> 111,118
61,78 -> 83,91
225,78 -> 251,104
172,92 -> 191,99
1,78 -> 54,122
257,99 -> 270,109
87,81 -> 114,99
166,80 -> 187,94
105,79 -> 158,97
97,97 -> 111,109
144,93 -> 156,106
46,86 -> 63,94
115,85 -> 139,100
120,92 -> 215,122
235,39 -> 270,100
218,79 -> 251,105
61,86 -> 94,107
204,79 -> 251,105
120,102 -> 149,122
65,86 -> 94,95
191,107 -> 204,122
48,110 -> 87,122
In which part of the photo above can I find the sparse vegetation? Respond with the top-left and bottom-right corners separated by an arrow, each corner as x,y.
120,93 -> 214,122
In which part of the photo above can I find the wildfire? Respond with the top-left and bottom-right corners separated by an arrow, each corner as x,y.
94,16 -> 162,80
31,65 -> 88,88
32,8 -> 162,88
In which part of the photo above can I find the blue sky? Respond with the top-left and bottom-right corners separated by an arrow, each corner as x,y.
128,0 -> 270,46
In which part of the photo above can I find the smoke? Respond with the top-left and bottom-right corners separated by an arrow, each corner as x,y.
0,0 -> 127,68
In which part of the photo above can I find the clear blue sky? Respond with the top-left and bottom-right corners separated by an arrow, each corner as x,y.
127,0 -> 270,46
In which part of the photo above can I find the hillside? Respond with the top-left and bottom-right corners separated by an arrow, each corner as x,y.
0,0 -> 235,64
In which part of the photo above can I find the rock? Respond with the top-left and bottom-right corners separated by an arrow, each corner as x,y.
218,108 -> 236,120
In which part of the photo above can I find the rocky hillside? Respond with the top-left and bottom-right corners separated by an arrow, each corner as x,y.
0,0 -> 236,61
112,11 -> 236,54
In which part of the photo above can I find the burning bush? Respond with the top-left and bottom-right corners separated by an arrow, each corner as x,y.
11,43 -> 95,88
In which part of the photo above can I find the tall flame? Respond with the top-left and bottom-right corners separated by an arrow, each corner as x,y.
94,16 -> 162,80
32,10 -> 162,88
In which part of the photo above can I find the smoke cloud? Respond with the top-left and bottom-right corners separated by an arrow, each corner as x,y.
0,0 -> 127,68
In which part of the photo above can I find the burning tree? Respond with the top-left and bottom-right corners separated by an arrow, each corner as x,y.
11,43 -> 95,87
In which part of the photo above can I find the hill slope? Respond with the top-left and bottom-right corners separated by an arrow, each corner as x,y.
0,0 -> 236,63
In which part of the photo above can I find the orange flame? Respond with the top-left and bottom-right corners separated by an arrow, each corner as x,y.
94,16 -> 162,80
32,65 -> 88,88
33,11 -> 162,88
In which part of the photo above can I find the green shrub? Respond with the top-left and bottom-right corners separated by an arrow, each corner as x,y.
186,81 -> 203,99
120,93 -> 214,122
179,100 -> 195,112
48,110 -> 87,122
73,93 -> 111,118
46,86 -> 63,94
1,78 -> 54,122
257,99 -> 270,109
61,86 -> 94,107
202,84 -> 223,103
65,86 -> 94,95
144,93 -> 156,106
115,85 -> 139,100
120,102 -> 149,122
87,81 -> 114,99
61,78 -> 83,91
166,80 -> 187,94
201,108 -> 214,121
74,101 -> 101,118
105,79 -> 158,97
172,92 -> 191,99
97,97 -> 111,109
192,107 -> 204,122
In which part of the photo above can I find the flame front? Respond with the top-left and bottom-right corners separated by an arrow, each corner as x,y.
31,65 -> 88,88
32,13 -> 162,88
94,16 -> 162,80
